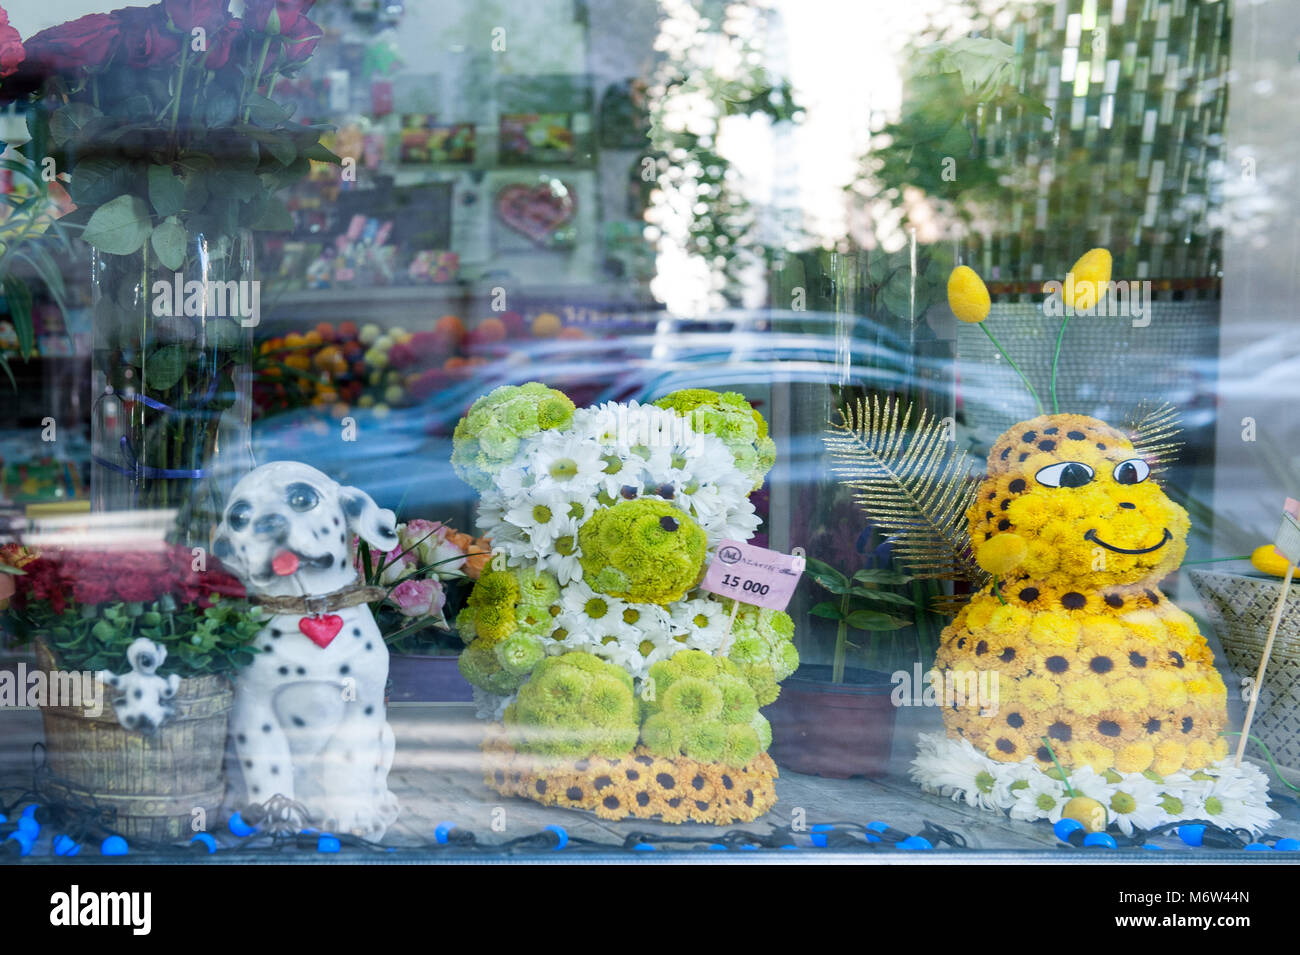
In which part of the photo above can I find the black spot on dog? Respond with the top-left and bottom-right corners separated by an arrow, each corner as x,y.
271,765 -> 279,775
134,688 -> 143,699
296,666 -> 306,676
251,786 -> 260,795
364,705 -> 374,716
278,666 -> 289,676
339,664 -> 350,675
262,724 -> 272,733
237,733 -> 247,743
271,628 -> 281,638
244,760 -> 252,768
353,627 -> 362,637
333,517 -> 340,527
263,645 -> 273,653
292,716 -> 306,727
1009,479 -> 1026,493
365,642 -> 373,651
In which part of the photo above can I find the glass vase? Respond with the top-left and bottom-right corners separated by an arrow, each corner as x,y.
90,230 -> 257,547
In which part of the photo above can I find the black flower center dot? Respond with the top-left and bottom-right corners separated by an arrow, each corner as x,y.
1038,440 -> 1056,452
997,518 -> 1011,531
721,774 -> 734,790
603,795 -> 620,810
1067,431 -> 1086,440
620,485 -> 638,499
1182,717 -> 1194,733
1046,655 -> 1070,673
1006,712 -> 1025,728
566,786 -> 583,801
691,775 -> 706,790
659,516 -> 679,532
1145,589 -> 1160,605
535,780 -> 547,794
594,775 -> 613,790
656,773 -> 675,790
975,640 -> 988,655
1019,587 -> 1039,602
1019,452 -> 1030,462
1105,593 -> 1125,609
1000,498 -> 1011,511
1001,447 -> 1011,460
1048,721 -> 1072,742
1169,651 -> 1184,668
1000,647 -> 1016,662
625,769 -> 639,781
1009,479 -> 1027,493
636,792 -> 650,806
1036,746 -> 1053,762
956,637 -> 967,650
1022,431 -> 1038,443
1098,720 -> 1121,737
1145,718 -> 1162,734
996,738 -> 1015,753
1090,655 -> 1114,674
1097,443 -> 1106,450
1129,651 -> 1148,668
1061,592 -> 1087,609
1043,427 -> 1059,435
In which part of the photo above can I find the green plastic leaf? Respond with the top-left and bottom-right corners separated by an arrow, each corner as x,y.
82,194 -> 153,255
852,567 -> 912,585
145,343 -> 190,391
804,556 -> 849,594
69,157 -> 135,207
150,217 -> 187,271
845,609 -> 912,631
148,165 -> 186,217
810,600 -> 845,621
850,587 -> 918,607
49,103 -> 103,146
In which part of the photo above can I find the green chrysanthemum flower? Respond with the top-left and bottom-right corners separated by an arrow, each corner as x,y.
651,388 -> 773,490
505,653 -> 638,759
751,713 -> 772,751
641,713 -> 683,757
682,720 -> 727,762
451,383 -> 576,489
717,676 -> 759,724
577,499 -> 706,604
722,724 -> 761,767
662,676 -> 723,721
495,632 -> 545,676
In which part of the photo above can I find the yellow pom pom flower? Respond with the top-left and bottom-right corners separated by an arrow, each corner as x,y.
1114,741 -> 1155,774
947,265 -> 991,323
1064,247 -> 1112,311
977,532 -> 1027,576
1251,543 -> 1294,577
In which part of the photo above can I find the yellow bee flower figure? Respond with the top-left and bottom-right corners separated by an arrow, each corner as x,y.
909,258 -> 1276,835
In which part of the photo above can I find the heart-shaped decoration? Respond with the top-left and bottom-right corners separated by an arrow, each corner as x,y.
495,182 -> 576,246
298,614 -> 343,649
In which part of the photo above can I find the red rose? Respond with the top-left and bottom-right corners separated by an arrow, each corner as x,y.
0,10 -> 24,79
202,16 -> 242,69
22,13 -> 120,72
163,0 -> 229,34
280,13 -> 320,63
115,573 -> 162,603
115,5 -> 182,69
244,0 -> 315,35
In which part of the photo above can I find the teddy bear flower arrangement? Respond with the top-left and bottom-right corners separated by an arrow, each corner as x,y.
827,252 -> 1277,835
451,383 -> 796,823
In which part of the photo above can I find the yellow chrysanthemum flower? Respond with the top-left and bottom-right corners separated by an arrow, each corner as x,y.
1029,612 -> 1081,648
1061,676 -> 1110,717
1015,676 -> 1061,713
1145,672 -> 1188,709
1114,741 -> 1155,774
1185,739 -> 1216,769
1108,677 -> 1150,713
1071,740 -> 1115,773
977,532 -> 1028,576
966,601 -> 996,631
988,604 -> 1033,638
947,265 -> 991,323
1153,739 -> 1188,776
1119,609 -> 1166,642
1213,736 -> 1229,761
1079,616 -> 1127,649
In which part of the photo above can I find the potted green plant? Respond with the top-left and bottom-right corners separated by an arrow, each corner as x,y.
1,541 -> 262,841
354,519 -> 490,702
765,555 -> 926,778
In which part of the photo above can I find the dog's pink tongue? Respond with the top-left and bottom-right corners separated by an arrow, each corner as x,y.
271,550 -> 300,576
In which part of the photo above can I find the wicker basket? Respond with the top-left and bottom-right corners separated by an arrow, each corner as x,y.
34,640 -> 234,843
1189,570 -> 1300,777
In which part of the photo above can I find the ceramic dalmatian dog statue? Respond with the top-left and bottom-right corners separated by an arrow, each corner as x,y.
213,461 -> 400,840
97,638 -> 181,734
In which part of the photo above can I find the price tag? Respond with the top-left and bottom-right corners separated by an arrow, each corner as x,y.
699,540 -> 805,611
1274,498 -> 1300,565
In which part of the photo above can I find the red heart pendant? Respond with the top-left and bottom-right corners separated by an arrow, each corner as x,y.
299,614 -> 343,648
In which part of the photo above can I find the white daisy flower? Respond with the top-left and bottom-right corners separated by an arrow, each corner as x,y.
909,734 -> 1007,812
1009,767 -> 1068,822
1101,775 -> 1165,836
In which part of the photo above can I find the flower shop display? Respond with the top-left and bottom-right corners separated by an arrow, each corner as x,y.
211,461 -> 402,839
824,254 -> 1278,835
11,0 -> 337,541
451,382 -> 794,823
1,541 -> 262,841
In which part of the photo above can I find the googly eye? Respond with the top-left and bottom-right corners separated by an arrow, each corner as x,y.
286,482 -> 320,512
227,501 -> 251,531
1113,458 -> 1151,485
1035,461 -> 1095,488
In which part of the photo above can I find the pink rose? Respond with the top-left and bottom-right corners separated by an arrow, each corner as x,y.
389,578 -> 444,619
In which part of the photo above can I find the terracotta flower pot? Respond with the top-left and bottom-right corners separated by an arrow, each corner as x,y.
766,665 -> 897,779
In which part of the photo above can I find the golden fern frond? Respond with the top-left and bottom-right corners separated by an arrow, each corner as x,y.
824,395 -> 988,595
1127,401 -> 1183,474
